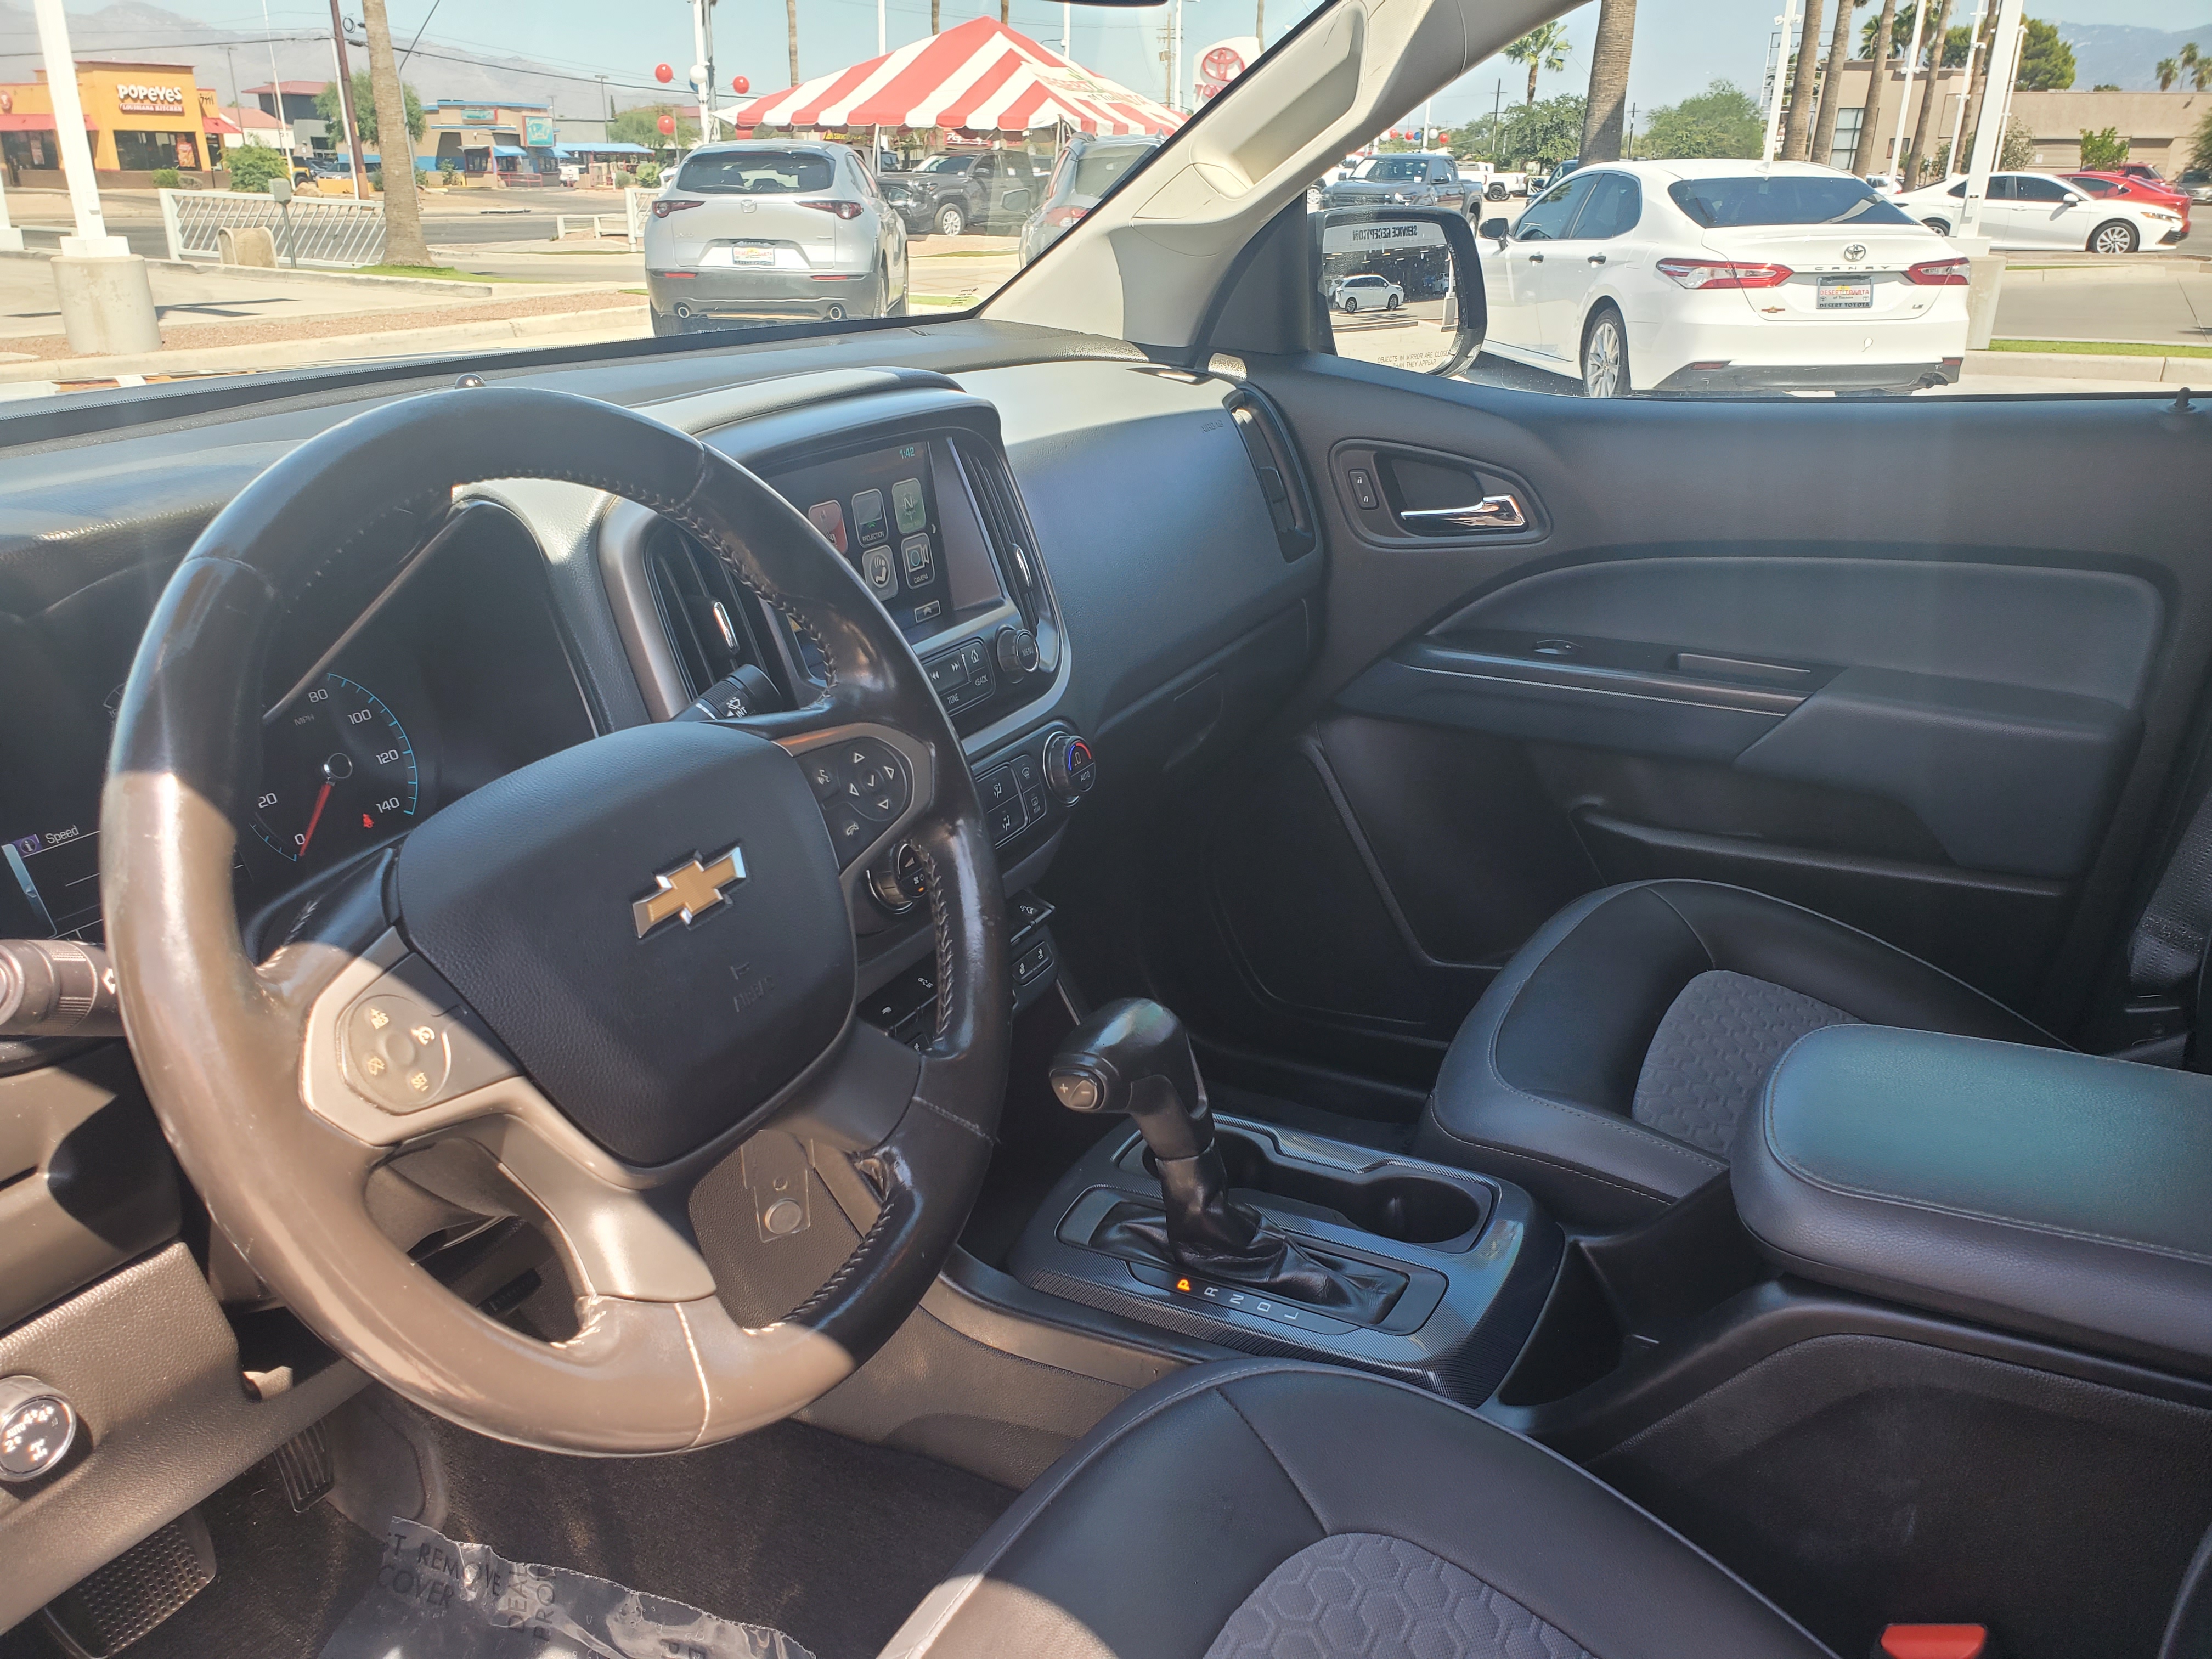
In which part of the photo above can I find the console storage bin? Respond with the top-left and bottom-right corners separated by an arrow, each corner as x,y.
1734,1024 -> 2212,1378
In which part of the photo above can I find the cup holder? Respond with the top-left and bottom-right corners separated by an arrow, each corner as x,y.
1139,1128 -> 1486,1247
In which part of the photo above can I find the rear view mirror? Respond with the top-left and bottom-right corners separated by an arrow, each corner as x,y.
1312,206 -> 1485,377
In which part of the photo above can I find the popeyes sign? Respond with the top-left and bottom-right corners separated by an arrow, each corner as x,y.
117,82 -> 187,114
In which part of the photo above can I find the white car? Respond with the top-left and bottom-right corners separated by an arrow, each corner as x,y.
642,140 -> 909,335
1474,158 -> 1971,398
1331,273 -> 1404,313
1894,171 -> 2186,254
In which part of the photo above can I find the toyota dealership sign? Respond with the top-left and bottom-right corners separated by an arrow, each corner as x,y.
1195,37 -> 1260,102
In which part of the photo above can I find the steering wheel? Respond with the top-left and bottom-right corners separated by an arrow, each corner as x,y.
101,387 -> 1009,1453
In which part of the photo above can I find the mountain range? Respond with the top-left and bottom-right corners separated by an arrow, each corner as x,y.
2053,19 -> 2212,91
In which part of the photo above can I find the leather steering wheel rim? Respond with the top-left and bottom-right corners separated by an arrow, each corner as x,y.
101,386 -> 1009,1453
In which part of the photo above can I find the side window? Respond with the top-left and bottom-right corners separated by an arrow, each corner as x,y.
1987,176 -> 2018,201
1514,175 -> 1594,241
1946,180 -> 1967,198
1570,173 -> 1641,240
2016,176 -> 2067,203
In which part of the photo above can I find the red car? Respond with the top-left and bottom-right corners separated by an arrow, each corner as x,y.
2066,170 -> 2193,230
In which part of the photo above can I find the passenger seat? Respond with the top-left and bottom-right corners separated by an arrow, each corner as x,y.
1413,880 -> 2061,1227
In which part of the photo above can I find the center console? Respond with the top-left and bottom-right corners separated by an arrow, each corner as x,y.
1007,1000 -> 1561,1404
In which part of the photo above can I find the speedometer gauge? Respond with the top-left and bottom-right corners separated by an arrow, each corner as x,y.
252,675 -> 419,865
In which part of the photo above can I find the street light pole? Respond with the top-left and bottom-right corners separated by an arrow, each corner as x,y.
1761,0 -> 1800,162
1945,0 -> 1987,177
1958,0 -> 2021,236
31,0 -> 160,352
1894,0 -> 1929,179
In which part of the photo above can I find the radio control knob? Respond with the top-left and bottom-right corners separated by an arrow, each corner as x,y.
996,625 -> 1038,676
1043,732 -> 1096,797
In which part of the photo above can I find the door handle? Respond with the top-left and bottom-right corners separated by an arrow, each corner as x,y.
1527,252 -> 1545,263
1586,252 -> 1607,265
1398,495 -> 1529,533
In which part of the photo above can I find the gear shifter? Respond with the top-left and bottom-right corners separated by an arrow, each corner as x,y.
1049,1000 -> 1404,1322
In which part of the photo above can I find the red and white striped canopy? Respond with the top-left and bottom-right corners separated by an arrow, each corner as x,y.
726,18 -> 1184,137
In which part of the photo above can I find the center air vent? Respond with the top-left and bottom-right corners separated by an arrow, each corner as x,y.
642,526 -> 768,703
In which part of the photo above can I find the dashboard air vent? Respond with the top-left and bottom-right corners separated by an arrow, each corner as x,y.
1227,389 -> 1317,563
954,441 -> 1043,626
642,527 -> 765,703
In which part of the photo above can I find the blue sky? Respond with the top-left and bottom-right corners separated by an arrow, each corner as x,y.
72,0 -> 2212,128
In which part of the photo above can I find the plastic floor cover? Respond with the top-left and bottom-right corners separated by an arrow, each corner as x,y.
318,1519 -> 816,1659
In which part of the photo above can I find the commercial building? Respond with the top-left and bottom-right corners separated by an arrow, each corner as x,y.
1809,61 -> 2209,180
243,81 -> 331,160
0,60 -> 226,184
421,99 -> 561,183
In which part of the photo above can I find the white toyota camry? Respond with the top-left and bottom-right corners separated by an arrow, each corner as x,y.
1894,170 -> 2187,254
1475,159 -> 1971,398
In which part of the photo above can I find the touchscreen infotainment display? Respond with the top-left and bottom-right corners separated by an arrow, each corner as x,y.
773,437 -> 1005,643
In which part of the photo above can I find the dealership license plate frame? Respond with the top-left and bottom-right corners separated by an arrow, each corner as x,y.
1818,276 -> 1874,310
730,244 -> 776,267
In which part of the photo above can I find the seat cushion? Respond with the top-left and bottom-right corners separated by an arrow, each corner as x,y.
881,1360 -> 1834,1659
1415,881 -> 2059,1228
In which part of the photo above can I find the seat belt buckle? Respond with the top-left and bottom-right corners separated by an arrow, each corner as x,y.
1876,1626 -> 1988,1659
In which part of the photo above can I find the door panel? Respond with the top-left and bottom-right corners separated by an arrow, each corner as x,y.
1170,354 -> 2212,1079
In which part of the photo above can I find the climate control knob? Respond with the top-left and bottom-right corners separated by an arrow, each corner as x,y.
1043,732 -> 1096,797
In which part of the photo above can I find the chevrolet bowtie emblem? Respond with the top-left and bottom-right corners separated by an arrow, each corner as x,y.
632,845 -> 747,938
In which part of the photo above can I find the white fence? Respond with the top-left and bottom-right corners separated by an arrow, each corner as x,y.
159,189 -> 386,269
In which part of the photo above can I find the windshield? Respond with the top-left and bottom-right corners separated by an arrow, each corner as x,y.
1356,157 -> 1432,181
1667,176 -> 1916,229
0,0 -> 2192,406
675,150 -> 836,194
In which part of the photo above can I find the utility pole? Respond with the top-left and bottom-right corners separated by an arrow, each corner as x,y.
1062,4 -> 1071,55
1762,0 -> 1800,161
1170,0 -> 1186,111
1627,101 -> 1637,157
257,0 -> 285,161
1491,78 -> 1503,164
326,0 -> 369,196
1894,0 -> 1929,176
597,73 -> 610,121
690,0 -> 720,143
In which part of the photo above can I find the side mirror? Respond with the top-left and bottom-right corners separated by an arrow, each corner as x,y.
2062,191 -> 2083,204
1312,205 -> 1485,377
1479,217 -> 1510,242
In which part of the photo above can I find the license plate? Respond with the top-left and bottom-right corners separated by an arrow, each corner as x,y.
730,245 -> 775,266
1817,277 -> 1873,309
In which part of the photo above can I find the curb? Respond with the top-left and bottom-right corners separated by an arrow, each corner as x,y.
0,302 -> 649,383
1964,348 -> 2207,383
2,244 -> 498,295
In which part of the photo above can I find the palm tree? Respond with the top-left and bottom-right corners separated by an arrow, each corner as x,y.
2185,42 -> 2209,91
1859,0 -> 1900,177
1580,0 -> 1637,162
2158,57 -> 2180,91
360,0 -> 428,266
1809,0 -> 1867,168
786,0 -> 800,86
1781,0 -> 1827,159
1901,0 -> 1953,183
1505,22 -> 1571,106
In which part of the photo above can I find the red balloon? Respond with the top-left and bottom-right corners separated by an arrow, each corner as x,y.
654,62 -> 674,84
657,113 -> 676,136
732,75 -> 749,94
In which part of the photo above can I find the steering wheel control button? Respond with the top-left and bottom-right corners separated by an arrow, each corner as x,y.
0,1378 -> 75,1481
339,957 -> 514,1114
805,738 -> 911,858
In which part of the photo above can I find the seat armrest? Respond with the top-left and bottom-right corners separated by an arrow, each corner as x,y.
1735,1025 -> 2212,1377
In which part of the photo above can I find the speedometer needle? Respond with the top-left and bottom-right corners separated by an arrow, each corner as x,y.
298,780 -> 334,855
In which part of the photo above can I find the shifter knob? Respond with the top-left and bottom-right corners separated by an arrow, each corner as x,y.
1048,998 -> 1213,1161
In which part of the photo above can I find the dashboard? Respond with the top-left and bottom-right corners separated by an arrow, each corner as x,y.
0,340 -> 1325,1626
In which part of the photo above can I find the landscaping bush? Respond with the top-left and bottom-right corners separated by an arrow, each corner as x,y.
225,146 -> 289,194
150,166 -> 180,188
635,161 -> 662,187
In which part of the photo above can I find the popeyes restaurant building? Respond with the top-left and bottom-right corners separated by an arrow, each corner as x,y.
1,61 -> 227,187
